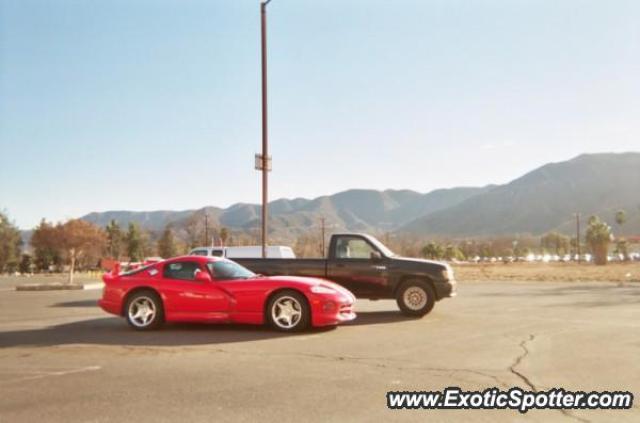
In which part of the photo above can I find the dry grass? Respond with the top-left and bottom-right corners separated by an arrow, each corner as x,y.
452,261 -> 640,282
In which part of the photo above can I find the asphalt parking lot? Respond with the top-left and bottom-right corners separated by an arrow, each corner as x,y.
0,281 -> 638,422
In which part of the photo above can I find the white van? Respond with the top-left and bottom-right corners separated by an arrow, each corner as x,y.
189,245 -> 296,259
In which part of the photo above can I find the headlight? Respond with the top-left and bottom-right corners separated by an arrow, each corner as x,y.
310,285 -> 338,295
441,265 -> 454,281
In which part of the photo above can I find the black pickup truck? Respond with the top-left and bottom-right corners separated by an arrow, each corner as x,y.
234,233 -> 456,317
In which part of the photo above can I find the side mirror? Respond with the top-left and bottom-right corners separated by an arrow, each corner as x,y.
194,270 -> 212,283
370,251 -> 383,261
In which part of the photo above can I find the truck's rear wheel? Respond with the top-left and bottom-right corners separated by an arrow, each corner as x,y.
396,280 -> 435,317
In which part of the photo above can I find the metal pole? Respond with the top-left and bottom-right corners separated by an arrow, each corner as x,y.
260,0 -> 271,258
321,217 -> 325,256
576,213 -> 581,263
204,214 -> 208,246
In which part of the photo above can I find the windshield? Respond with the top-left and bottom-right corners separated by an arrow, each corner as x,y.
368,236 -> 396,257
207,260 -> 256,280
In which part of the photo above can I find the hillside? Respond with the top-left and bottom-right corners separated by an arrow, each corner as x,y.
80,187 -> 490,240
399,152 -> 640,237
78,153 -> 640,241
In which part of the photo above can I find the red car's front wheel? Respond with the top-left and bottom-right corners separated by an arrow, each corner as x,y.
266,290 -> 310,332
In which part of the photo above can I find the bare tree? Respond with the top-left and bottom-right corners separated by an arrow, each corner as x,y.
58,219 -> 106,283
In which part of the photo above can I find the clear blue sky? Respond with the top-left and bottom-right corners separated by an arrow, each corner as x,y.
1,0 -> 639,229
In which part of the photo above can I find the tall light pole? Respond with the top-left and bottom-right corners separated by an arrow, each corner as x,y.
204,213 -> 209,246
576,212 -> 581,263
258,0 -> 273,258
320,217 -> 326,256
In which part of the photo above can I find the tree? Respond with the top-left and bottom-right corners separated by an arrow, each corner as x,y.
421,242 -> 444,260
125,222 -> 144,262
30,219 -> 62,271
585,216 -> 612,265
0,212 -> 22,273
220,227 -> 229,246
19,254 -> 33,274
185,212 -> 205,248
293,233 -> 323,258
614,239 -> 629,261
105,219 -> 124,259
613,210 -> 629,260
444,245 -> 465,261
157,225 -> 178,258
615,210 -> 626,227
58,219 -> 106,284
540,232 -> 570,255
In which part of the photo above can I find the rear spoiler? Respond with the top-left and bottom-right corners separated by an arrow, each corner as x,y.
102,262 -> 121,284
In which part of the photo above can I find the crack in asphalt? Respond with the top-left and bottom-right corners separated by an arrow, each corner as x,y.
306,352 -> 508,386
509,334 -> 537,391
508,334 -> 591,423
560,409 -> 591,423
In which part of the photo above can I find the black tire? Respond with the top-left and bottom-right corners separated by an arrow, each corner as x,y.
266,290 -> 311,332
396,279 -> 436,317
124,290 -> 164,330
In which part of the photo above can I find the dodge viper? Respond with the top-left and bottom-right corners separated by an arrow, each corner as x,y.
99,255 -> 356,331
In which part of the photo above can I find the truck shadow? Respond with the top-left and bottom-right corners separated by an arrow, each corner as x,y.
0,311 -> 413,349
346,310 -> 419,326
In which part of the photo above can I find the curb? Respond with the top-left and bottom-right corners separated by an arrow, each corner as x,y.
15,282 -> 104,292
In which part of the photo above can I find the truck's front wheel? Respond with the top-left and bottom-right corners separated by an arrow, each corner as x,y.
396,280 -> 435,317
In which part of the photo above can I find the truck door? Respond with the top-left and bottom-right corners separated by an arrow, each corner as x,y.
326,235 -> 389,298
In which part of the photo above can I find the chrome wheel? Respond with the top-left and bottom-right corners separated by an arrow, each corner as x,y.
128,296 -> 157,328
403,286 -> 428,311
271,296 -> 302,329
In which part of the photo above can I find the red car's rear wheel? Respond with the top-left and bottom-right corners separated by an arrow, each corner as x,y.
267,290 -> 310,332
125,290 -> 164,330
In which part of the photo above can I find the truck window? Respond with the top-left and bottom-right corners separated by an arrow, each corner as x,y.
335,237 -> 377,259
192,250 -> 208,256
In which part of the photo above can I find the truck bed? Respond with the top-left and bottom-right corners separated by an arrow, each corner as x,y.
233,258 -> 328,279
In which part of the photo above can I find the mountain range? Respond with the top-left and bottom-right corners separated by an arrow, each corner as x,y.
399,152 -> 640,237
80,152 -> 640,241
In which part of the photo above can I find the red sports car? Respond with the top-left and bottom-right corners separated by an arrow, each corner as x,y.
99,255 -> 356,331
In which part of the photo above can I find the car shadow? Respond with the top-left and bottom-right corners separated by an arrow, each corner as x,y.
0,310 -> 419,349
51,300 -> 98,308
0,318 -> 297,349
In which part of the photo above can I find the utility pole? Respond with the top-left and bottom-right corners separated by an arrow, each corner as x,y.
576,212 -> 581,263
320,217 -> 326,256
254,0 -> 272,258
255,0 -> 273,258
204,213 -> 209,247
